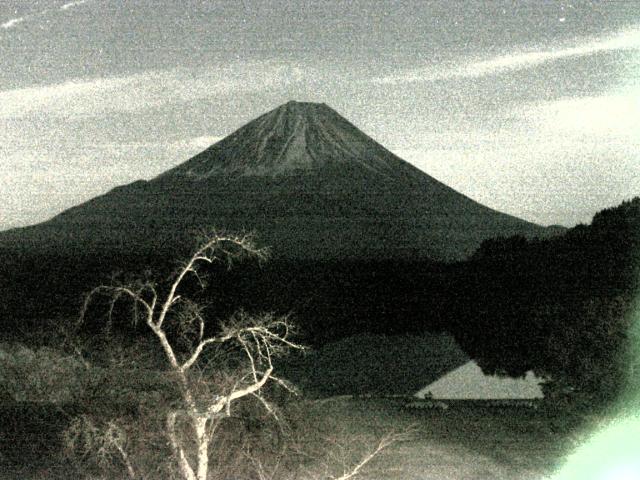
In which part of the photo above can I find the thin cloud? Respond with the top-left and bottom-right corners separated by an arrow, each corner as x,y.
518,90 -> 640,139
1,17 -> 25,29
1,0 -> 90,32
0,134 -> 226,230
53,136 -> 224,151
0,62 -> 311,119
60,0 -> 89,10
372,27 -> 640,85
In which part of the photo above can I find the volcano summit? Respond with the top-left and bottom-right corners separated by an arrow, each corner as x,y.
162,100 -> 427,179
1,101 -> 554,262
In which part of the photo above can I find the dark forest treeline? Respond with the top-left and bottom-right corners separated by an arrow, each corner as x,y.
1,198 -> 638,405
449,197 -> 640,404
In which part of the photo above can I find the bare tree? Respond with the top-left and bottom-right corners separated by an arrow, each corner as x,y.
76,232 -> 303,480
249,427 -> 414,480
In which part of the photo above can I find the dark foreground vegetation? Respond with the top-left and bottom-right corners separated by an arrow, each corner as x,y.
4,199 -> 637,400
0,395 -> 596,480
0,198 -> 638,477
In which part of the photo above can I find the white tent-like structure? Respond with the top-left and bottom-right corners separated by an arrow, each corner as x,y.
415,360 -> 544,400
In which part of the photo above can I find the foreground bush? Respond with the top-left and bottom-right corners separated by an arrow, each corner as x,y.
0,343 -> 86,403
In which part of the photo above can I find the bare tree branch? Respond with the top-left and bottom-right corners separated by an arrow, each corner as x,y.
180,335 -> 232,372
330,432 -> 398,480
156,232 -> 267,329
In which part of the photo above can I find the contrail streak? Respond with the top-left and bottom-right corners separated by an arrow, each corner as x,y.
1,17 -> 25,29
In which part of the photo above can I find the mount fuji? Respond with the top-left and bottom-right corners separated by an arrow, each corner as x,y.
1,101 -> 556,263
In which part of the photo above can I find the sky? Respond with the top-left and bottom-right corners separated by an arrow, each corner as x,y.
1,0 -> 639,230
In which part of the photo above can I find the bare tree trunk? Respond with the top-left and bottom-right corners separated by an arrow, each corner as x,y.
167,411 -> 197,480
115,443 -> 137,480
195,417 -> 209,480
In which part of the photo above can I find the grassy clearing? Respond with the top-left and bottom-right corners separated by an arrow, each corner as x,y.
1,395 -> 584,480
294,397 -> 580,480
